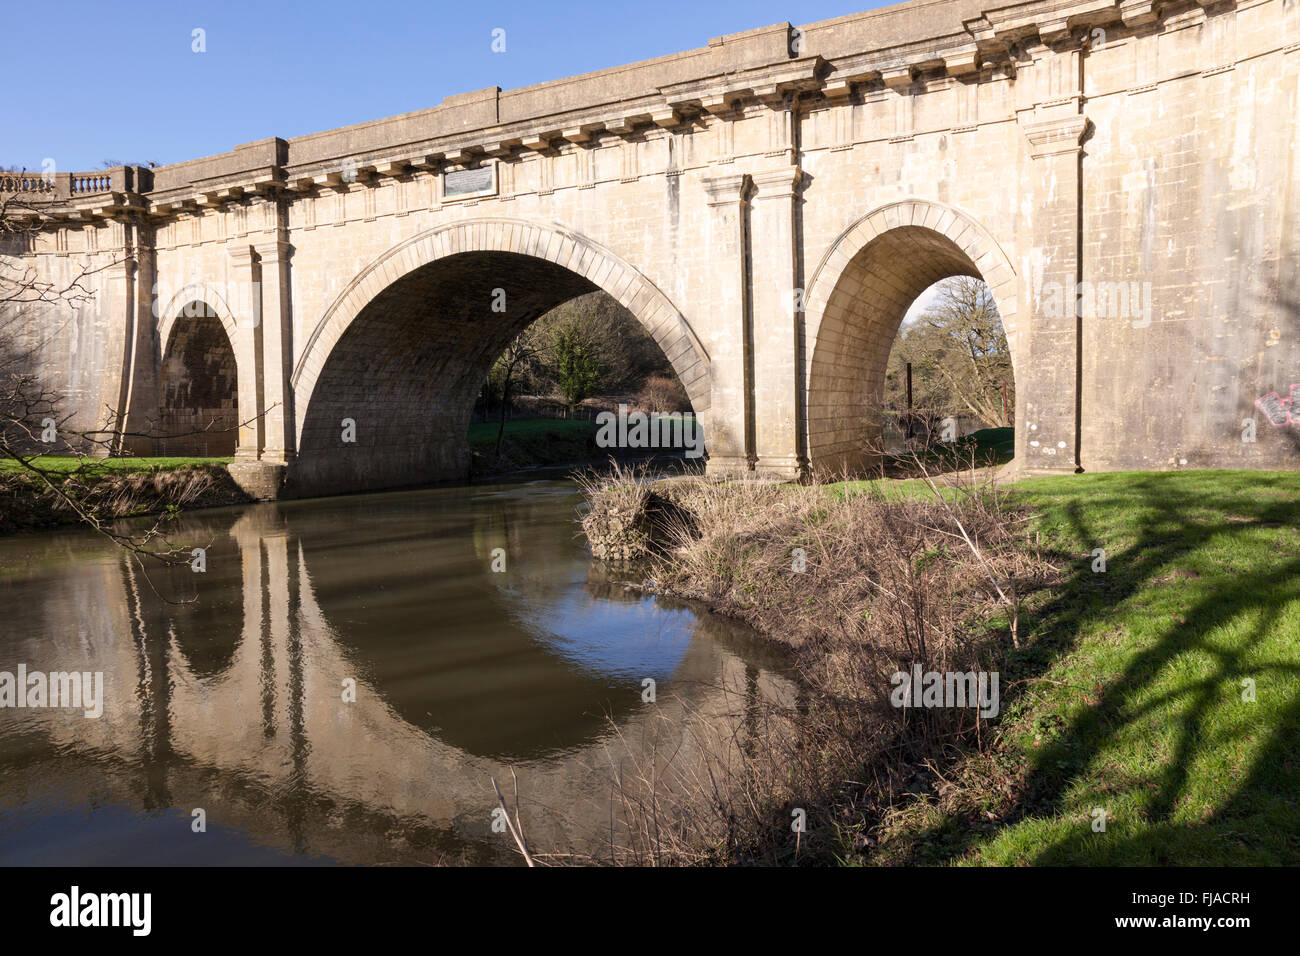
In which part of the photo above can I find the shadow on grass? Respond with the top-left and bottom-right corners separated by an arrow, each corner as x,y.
893,469 -> 1300,865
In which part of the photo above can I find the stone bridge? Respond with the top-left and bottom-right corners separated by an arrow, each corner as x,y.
3,0 -> 1299,496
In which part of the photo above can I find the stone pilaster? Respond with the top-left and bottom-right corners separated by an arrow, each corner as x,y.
701,172 -> 754,473
749,166 -> 804,478
1020,109 -> 1088,472
254,238 -> 295,463
227,244 -> 264,460
99,221 -> 138,456
119,222 -> 159,457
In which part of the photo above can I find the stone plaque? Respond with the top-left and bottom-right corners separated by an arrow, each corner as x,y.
443,165 -> 496,200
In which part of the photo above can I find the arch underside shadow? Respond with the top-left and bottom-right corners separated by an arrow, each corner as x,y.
290,220 -> 710,496
804,201 -> 1018,475
295,253 -> 594,493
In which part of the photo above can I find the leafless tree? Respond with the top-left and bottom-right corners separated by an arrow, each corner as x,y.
886,276 -> 1015,429
488,323 -> 549,457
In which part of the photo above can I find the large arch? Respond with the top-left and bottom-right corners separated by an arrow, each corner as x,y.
289,218 -> 711,495
802,200 -> 1020,474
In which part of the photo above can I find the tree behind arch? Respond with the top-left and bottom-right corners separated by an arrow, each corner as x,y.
886,276 -> 1015,429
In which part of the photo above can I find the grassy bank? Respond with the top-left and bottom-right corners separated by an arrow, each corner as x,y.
578,467 -> 1300,865
870,470 -> 1300,865
0,456 -> 245,534
468,416 -> 697,477
0,455 -> 232,475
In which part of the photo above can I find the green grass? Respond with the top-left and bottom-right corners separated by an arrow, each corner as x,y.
0,455 -> 232,475
968,425 -> 1015,459
467,418 -> 598,474
466,418 -> 596,447
875,468 -> 1300,865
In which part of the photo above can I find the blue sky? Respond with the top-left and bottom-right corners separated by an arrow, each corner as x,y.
6,0 -> 893,172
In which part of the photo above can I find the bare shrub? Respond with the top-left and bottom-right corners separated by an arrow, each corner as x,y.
573,461 -> 695,560
634,374 -> 689,415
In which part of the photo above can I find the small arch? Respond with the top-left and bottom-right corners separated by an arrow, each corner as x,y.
803,200 -> 1019,474
156,284 -> 240,361
157,299 -> 239,457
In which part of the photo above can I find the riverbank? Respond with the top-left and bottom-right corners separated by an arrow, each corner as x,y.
0,457 -> 248,534
468,417 -> 702,479
0,419 -> 683,537
576,468 -> 1300,865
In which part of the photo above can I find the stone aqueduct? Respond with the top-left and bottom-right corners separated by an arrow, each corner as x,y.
4,0 -> 1299,496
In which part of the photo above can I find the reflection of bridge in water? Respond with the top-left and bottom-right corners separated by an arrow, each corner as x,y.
0,486 -> 798,864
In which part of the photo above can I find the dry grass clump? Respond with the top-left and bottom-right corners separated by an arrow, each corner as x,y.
91,468 -> 219,515
574,461 -> 698,560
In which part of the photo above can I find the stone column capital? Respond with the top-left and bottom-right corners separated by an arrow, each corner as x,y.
227,243 -> 258,268
750,166 -> 803,197
253,239 -> 294,264
702,172 -> 752,206
1022,114 -> 1089,159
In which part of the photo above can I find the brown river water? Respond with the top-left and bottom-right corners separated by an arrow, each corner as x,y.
0,478 -> 796,865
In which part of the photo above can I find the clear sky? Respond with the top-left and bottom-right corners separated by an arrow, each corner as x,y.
6,0 -> 896,173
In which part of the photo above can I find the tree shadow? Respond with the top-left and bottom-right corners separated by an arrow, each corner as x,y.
893,470 -> 1300,865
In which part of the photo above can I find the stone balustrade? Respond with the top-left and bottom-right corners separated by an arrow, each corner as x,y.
0,167 -> 146,203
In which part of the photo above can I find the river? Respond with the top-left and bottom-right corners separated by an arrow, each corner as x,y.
0,478 -> 796,865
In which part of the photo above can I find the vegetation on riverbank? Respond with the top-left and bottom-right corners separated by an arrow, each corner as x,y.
885,426 -> 1015,474
575,467 -> 1300,865
468,416 -> 699,478
0,455 -> 232,475
0,456 -> 246,534
574,463 -> 1033,863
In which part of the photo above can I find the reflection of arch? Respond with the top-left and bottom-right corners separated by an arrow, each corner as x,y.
291,217 -> 712,446
11,491 -> 800,862
803,200 -> 1019,473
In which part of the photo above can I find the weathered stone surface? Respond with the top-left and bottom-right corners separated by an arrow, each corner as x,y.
226,461 -> 288,501
582,506 -> 655,561
3,0 -> 1298,495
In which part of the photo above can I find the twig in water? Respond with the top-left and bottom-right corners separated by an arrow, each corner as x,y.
491,771 -> 535,867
